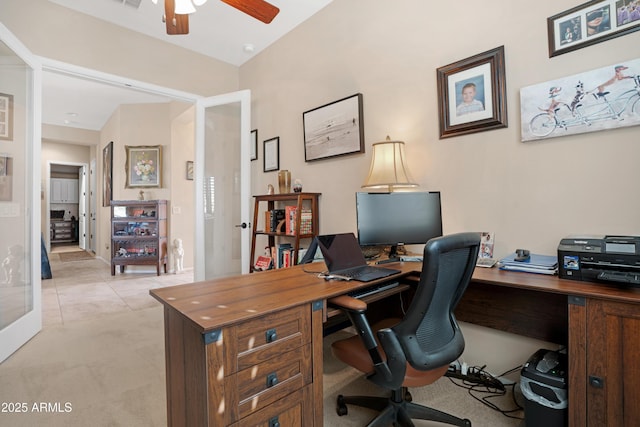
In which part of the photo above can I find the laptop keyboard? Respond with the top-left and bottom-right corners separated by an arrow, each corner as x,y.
339,265 -> 396,280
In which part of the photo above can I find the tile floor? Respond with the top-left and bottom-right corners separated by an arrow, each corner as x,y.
44,245 -> 194,327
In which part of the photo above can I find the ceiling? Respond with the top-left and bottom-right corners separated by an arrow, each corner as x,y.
40,0 -> 333,132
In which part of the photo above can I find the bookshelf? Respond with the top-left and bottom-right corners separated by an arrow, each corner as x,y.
250,192 -> 321,272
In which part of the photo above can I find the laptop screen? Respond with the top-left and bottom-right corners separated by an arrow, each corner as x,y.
316,233 -> 367,273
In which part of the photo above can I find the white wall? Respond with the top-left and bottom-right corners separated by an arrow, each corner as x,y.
239,0 -> 640,372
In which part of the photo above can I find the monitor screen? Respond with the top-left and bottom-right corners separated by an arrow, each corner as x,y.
356,192 -> 443,259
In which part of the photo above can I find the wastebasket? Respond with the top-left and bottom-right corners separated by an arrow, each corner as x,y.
520,349 -> 567,427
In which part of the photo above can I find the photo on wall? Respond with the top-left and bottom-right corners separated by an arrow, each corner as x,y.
520,57 -> 640,141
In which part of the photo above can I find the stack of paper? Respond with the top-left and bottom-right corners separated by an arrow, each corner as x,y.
498,253 -> 558,275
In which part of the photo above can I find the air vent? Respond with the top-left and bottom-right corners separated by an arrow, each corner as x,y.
112,0 -> 142,9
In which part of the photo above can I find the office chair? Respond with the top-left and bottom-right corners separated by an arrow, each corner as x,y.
329,232 -> 480,427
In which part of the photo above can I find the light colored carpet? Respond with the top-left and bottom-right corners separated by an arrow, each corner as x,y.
0,307 -> 524,426
57,251 -> 95,262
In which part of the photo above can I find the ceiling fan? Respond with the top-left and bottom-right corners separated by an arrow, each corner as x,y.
162,0 -> 280,35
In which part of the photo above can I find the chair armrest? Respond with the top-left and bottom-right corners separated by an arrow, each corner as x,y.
327,295 -> 367,312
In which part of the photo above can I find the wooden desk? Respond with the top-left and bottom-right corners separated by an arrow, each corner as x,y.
150,264 -> 640,427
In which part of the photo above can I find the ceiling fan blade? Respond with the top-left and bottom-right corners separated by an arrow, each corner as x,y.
165,0 -> 189,35
220,0 -> 280,24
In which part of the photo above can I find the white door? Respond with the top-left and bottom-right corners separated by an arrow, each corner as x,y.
0,24 -> 42,363
78,166 -> 87,250
195,90 -> 251,281
89,159 -> 96,253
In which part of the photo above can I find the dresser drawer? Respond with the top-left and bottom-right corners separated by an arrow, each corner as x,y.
230,385 -> 313,427
225,304 -> 311,374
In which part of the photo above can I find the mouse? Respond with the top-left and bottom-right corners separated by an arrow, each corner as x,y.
514,249 -> 530,262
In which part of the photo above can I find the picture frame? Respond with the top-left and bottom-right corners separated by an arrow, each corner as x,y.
303,93 -> 365,161
437,46 -> 508,139
0,93 -> 14,141
0,156 -> 12,202
251,129 -> 258,161
125,145 -> 162,188
548,0 -> 640,58
102,141 -> 113,207
186,161 -> 194,180
263,137 -> 279,172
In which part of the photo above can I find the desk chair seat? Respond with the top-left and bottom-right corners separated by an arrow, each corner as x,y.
329,232 -> 480,427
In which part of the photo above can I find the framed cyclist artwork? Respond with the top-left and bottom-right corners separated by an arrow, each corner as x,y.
548,0 -> 640,57
436,46 -> 508,139
520,57 -> 640,142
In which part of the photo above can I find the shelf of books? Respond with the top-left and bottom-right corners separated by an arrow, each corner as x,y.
250,192 -> 321,272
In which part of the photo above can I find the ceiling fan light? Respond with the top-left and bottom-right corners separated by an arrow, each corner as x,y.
192,0 -> 207,6
174,0 -> 196,14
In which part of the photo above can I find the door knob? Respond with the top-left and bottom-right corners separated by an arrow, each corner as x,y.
235,222 -> 249,229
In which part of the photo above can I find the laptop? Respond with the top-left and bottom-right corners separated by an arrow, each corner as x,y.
315,233 -> 401,282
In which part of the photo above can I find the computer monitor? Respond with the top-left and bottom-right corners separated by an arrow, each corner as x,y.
356,191 -> 443,261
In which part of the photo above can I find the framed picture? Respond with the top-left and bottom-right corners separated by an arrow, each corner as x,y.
102,141 -> 113,207
0,93 -> 13,141
263,137 -> 279,172
303,93 -> 365,161
548,0 -> 640,58
186,161 -> 194,180
520,58 -> 640,141
0,156 -> 12,201
125,145 -> 162,188
437,46 -> 508,139
251,129 -> 258,161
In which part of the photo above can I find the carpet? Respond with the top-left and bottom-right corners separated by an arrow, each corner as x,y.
58,250 -> 95,262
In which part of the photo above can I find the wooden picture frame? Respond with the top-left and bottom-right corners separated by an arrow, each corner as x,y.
437,46 -> 508,139
263,137 -> 279,172
125,145 -> 162,188
548,0 -> 640,58
0,93 -> 13,141
251,129 -> 258,161
186,161 -> 194,180
102,141 -> 113,206
303,93 -> 365,161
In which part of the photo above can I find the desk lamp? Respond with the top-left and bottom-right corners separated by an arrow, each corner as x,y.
361,136 -> 418,192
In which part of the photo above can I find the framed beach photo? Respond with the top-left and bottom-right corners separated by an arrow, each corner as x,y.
125,145 -> 162,188
548,0 -> 640,57
263,137 -> 279,172
437,46 -> 508,138
303,93 -> 364,161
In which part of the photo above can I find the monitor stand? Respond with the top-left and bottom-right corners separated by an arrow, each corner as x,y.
376,245 -> 401,264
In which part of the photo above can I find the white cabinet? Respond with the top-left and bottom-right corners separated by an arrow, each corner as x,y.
51,178 -> 79,203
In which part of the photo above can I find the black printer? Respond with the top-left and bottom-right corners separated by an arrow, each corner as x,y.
558,235 -> 640,286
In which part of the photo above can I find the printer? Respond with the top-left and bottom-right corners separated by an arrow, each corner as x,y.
558,235 -> 640,286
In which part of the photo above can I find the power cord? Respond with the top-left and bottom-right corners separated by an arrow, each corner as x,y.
447,364 -> 524,420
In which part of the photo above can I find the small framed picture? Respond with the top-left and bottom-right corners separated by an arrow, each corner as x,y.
548,0 -> 640,57
436,46 -> 508,138
251,129 -> 258,161
186,161 -> 194,180
303,93 -> 365,161
125,145 -> 162,188
0,93 -> 13,141
263,137 -> 279,172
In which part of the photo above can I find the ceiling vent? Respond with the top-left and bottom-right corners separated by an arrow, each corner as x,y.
112,0 -> 142,9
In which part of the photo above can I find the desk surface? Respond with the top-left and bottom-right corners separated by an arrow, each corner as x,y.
150,263 -> 640,334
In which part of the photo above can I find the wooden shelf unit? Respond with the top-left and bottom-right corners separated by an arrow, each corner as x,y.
110,200 -> 168,276
250,192 -> 320,272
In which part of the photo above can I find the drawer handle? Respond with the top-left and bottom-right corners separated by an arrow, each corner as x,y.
269,416 -> 280,427
266,372 -> 278,388
265,328 -> 277,343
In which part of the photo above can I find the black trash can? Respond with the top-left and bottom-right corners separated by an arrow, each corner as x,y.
520,349 -> 567,427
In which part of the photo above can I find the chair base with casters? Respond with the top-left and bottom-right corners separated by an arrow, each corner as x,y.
336,387 -> 471,427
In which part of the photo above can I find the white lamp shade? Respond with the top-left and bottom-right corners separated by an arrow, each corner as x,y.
362,139 -> 417,191
174,0 -> 197,14
193,0 -> 207,6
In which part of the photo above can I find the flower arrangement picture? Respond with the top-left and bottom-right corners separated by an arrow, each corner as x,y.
125,145 -> 162,188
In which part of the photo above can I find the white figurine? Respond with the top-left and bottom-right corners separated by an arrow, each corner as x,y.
2,244 -> 23,286
172,238 -> 184,274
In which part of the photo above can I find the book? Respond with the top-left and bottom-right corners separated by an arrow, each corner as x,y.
254,255 -> 273,271
267,209 -> 286,232
285,206 -> 312,235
